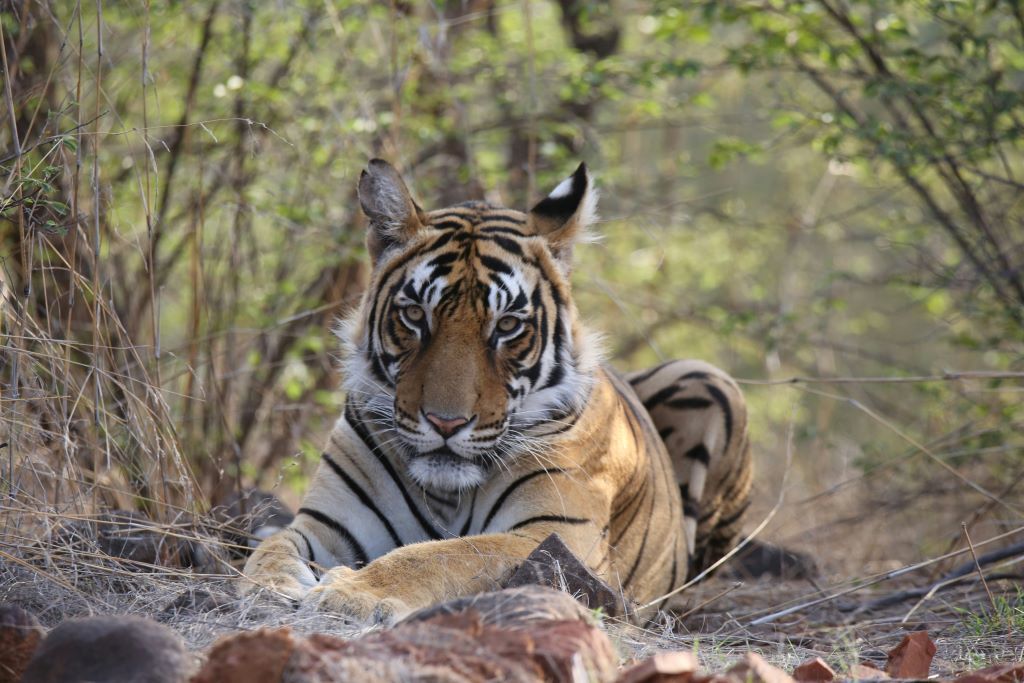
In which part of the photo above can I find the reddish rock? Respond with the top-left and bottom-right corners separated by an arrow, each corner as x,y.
954,663 -> 1024,683
793,657 -> 836,683
191,628 -> 295,683
0,604 -> 44,683
617,651 -> 699,683
21,615 -> 192,683
195,587 -> 617,682
728,652 -> 796,683
885,632 -> 936,679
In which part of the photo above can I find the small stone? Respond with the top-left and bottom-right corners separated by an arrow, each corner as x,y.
21,615 -> 192,683
617,651 -> 699,683
727,652 -> 796,683
724,540 -> 818,580
0,604 -> 44,683
505,533 -> 623,616
885,632 -> 936,679
792,657 -> 836,683
191,628 -> 295,683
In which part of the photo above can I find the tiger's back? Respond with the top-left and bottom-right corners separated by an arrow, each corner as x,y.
241,160 -> 752,620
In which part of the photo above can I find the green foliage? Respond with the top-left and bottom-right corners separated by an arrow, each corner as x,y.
1,0 -> 1021,562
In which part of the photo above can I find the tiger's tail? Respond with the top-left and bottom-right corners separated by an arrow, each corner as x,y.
627,359 -> 753,577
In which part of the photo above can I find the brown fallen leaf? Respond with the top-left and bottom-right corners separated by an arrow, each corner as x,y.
885,632 -> 936,679
728,652 -> 796,683
617,651 -> 699,683
793,657 -> 836,683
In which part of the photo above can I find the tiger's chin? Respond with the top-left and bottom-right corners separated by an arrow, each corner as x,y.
407,449 -> 487,491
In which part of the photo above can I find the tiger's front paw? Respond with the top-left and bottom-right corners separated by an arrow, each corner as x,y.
301,566 -> 412,625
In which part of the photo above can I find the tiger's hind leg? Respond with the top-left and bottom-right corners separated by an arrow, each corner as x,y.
627,359 -> 753,578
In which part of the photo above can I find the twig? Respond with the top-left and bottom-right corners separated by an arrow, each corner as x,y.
748,526 -> 1024,625
738,370 -> 1024,386
962,522 -> 1000,622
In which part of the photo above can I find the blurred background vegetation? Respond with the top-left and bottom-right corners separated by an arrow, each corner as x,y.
2,0 -> 1023,574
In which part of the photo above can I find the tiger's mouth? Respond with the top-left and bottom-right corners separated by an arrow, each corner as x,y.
406,445 -> 489,491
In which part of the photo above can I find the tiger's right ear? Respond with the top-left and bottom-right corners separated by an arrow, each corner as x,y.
358,159 -> 427,263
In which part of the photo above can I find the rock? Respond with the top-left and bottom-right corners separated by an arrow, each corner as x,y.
727,652 -> 796,683
617,651 -> 699,683
505,533 -> 623,616
724,540 -> 818,580
793,657 -> 836,683
21,615 -> 193,683
885,632 -> 936,679
402,585 -> 594,629
191,628 -> 295,683
953,663 -> 1024,683
290,610 -> 616,683
848,663 -> 889,680
0,604 -> 44,683
196,586 -> 618,683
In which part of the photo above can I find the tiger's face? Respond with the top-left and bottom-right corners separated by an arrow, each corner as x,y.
341,161 -> 601,491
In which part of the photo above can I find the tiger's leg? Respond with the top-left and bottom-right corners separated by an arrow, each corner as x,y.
627,359 -> 753,577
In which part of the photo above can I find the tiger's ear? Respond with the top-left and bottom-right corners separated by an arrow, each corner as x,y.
358,159 -> 427,264
527,163 -> 597,268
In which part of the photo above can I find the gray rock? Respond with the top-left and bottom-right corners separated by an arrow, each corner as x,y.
21,615 -> 194,683
504,533 -> 625,616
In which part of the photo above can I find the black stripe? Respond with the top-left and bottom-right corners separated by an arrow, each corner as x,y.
682,495 -> 701,520
665,397 -> 714,410
717,499 -> 751,528
628,360 -> 675,387
623,489 -> 657,587
345,402 -> 442,540
658,426 -> 675,440
294,529 -> 316,563
298,507 -> 369,567
704,383 -> 734,448
642,385 -> 679,410
481,468 -> 565,532
320,453 -> 402,546
611,480 -> 650,546
509,514 -> 590,531
460,489 -> 477,535
685,443 -> 711,466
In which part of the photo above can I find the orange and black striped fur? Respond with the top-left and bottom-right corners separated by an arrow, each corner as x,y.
241,160 -> 752,621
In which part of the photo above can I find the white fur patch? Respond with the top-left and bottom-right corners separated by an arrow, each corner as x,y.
548,175 -> 575,199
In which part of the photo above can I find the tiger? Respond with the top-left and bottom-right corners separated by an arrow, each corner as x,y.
240,159 -> 753,622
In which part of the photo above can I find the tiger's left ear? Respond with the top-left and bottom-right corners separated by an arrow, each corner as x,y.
527,163 -> 598,268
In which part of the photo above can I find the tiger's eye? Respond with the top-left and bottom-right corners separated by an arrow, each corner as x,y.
496,315 -> 520,333
404,305 -> 425,322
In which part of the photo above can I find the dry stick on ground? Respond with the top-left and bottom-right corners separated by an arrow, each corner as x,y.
962,522 -> 1000,618
747,525 -> 1024,625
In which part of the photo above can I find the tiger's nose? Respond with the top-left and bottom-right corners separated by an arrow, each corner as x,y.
424,412 -> 471,438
